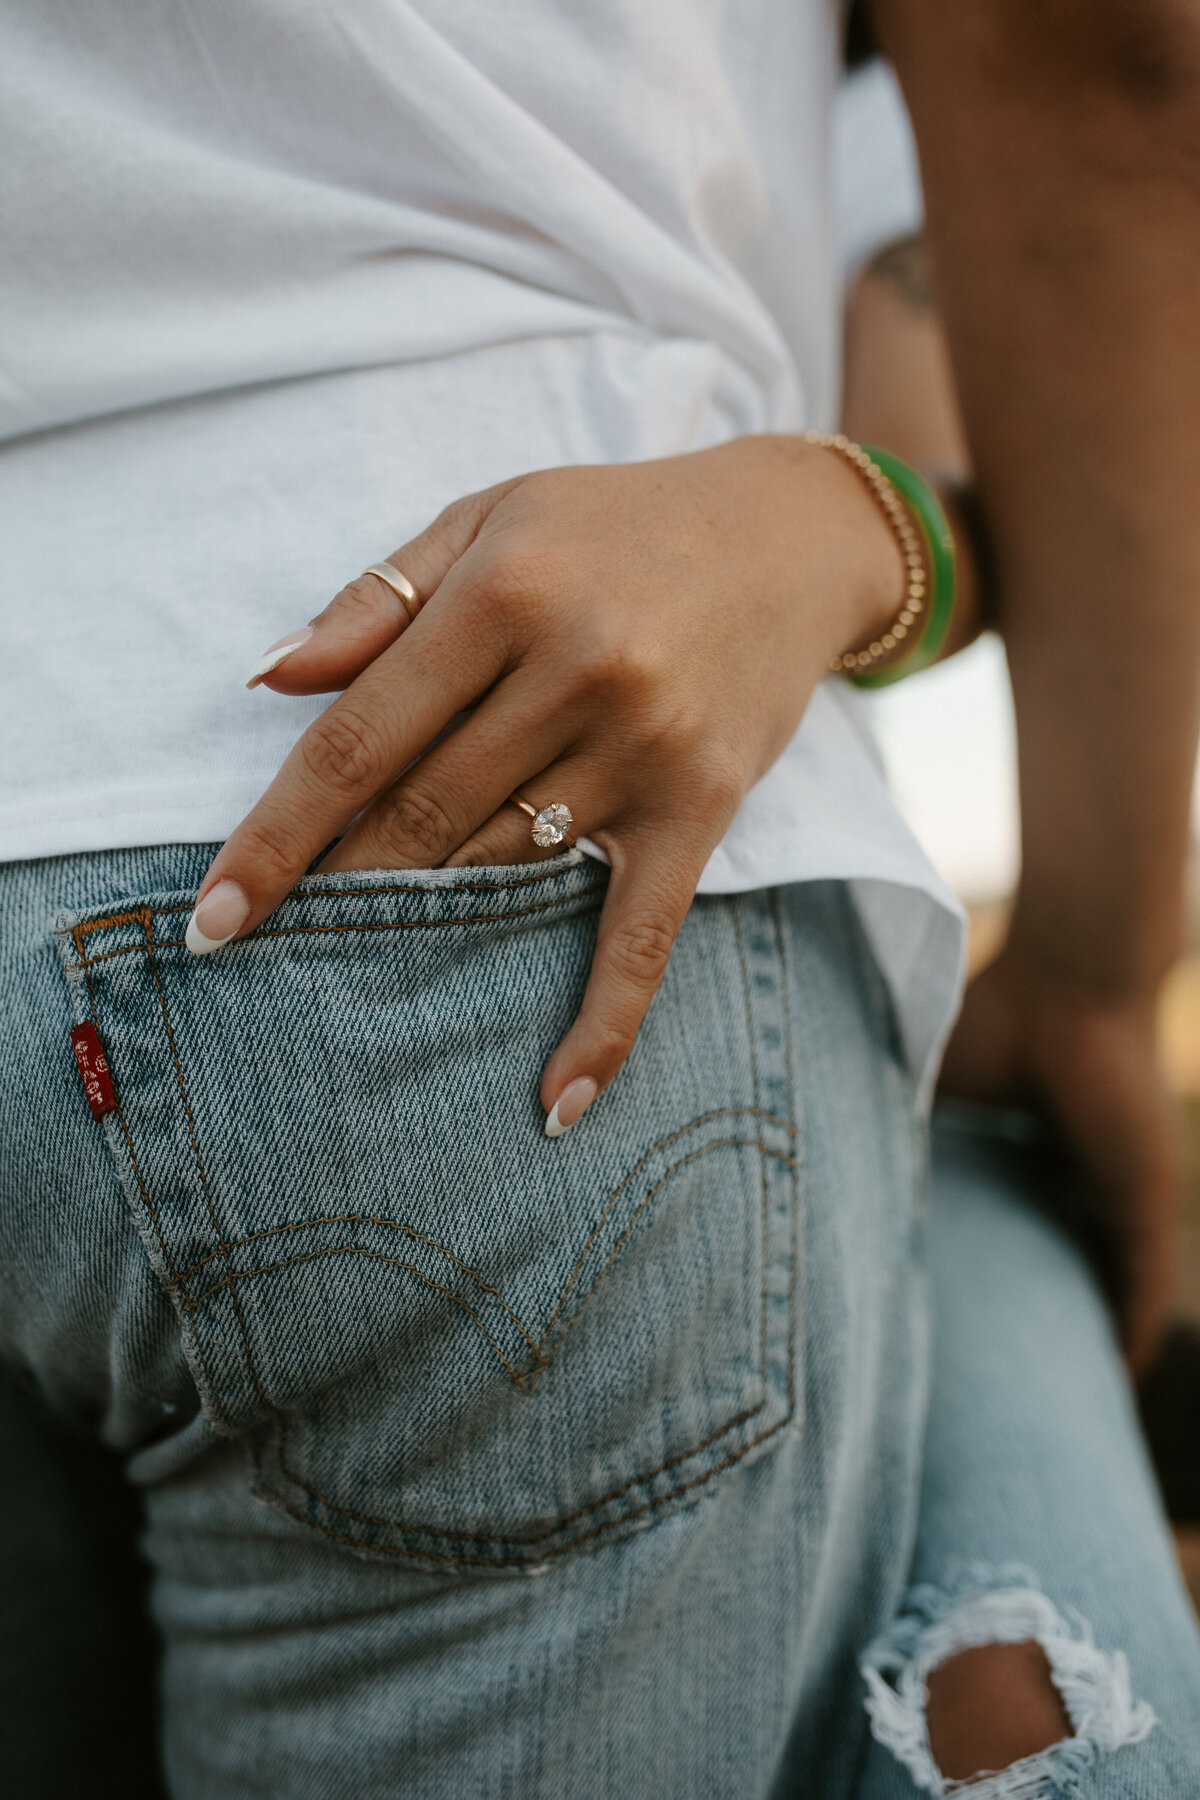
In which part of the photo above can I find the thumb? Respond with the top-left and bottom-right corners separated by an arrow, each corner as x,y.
247,475 -> 523,695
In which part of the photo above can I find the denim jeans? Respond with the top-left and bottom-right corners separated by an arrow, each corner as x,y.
1,844 -> 1196,1798
858,1110 -> 1200,1800
2,844 -> 926,1795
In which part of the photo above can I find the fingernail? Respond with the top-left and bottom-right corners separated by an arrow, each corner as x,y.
245,627 -> 314,688
185,879 -> 250,955
545,1077 -> 598,1138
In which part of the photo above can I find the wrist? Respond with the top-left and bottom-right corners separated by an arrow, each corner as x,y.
758,433 -> 907,656
998,912 -> 1178,1014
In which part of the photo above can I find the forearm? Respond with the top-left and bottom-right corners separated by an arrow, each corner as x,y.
879,0 -> 1200,993
841,237 -> 984,660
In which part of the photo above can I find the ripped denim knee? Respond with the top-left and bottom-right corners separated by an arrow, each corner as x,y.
860,1564 -> 1158,1797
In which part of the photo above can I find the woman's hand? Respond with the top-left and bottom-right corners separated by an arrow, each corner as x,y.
187,435 -> 902,1132
939,946 -> 1180,1376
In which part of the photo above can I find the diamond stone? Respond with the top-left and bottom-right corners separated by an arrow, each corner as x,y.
531,802 -> 573,847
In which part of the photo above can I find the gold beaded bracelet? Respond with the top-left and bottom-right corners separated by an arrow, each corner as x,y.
801,431 -> 928,675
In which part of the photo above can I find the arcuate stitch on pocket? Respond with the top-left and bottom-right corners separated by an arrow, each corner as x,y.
262,900 -> 800,1556
514,1131 -> 794,1391
166,1212 -> 545,1359
163,1104 -> 792,1291
177,1123 -> 794,1400
188,1245 -> 536,1383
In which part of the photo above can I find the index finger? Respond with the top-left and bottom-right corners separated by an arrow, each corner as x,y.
184,571 -> 508,953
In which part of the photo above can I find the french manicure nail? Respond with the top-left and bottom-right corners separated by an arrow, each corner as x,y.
545,1077 -> 599,1138
245,627 -> 314,688
185,879 -> 250,955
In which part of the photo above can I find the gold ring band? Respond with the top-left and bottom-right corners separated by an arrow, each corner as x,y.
364,564 -> 421,620
509,796 -> 576,849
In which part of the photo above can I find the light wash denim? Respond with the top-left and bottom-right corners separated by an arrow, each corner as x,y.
2,844 -> 926,1795
859,1109 -> 1200,1799
1,844 -> 1198,1798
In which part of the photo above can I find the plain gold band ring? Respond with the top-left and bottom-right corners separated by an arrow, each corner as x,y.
364,563 -> 422,620
509,796 -> 577,849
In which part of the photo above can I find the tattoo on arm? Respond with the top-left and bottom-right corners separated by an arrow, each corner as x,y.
867,232 -> 933,311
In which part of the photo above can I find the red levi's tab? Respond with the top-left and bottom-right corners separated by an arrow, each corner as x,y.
70,1021 -> 116,1120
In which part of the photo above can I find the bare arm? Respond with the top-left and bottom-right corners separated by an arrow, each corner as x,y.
878,0 -> 1200,992
841,231 -> 983,658
875,0 -> 1200,1363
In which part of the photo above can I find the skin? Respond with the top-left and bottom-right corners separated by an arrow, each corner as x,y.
190,436 -> 912,1125
873,0 -> 1200,1377
842,252 -> 1080,1781
925,1641 -> 1071,1782
194,0 -> 1199,1374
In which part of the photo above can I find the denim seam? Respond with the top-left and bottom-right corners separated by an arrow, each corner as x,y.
63,880 -> 606,970
75,913 -> 176,1282
145,916 -> 268,1409
75,915 -> 239,1429
259,1388 -> 800,1569
258,894 -> 801,1565
56,862 -> 592,932
770,886 -> 801,1434
731,901 -> 772,1380
281,1387 -> 774,1550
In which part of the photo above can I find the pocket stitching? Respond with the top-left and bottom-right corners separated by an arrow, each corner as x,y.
82,887 -> 801,1568
259,894 -> 800,1566
62,869 -> 605,970
144,915 -> 269,1410
75,916 -> 240,1428
157,1105 -> 792,1297
174,1126 -> 793,1389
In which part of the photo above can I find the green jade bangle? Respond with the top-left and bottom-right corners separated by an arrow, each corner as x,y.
849,446 -> 957,690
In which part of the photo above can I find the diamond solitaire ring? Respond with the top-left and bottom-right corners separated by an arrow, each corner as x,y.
509,796 -> 576,849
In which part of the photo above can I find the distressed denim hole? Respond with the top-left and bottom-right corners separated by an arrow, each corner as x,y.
861,1567 -> 1158,1797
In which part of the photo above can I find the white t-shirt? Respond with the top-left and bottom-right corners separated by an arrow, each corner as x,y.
0,4 -> 963,1101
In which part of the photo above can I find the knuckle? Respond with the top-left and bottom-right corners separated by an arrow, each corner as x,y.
375,785 -> 459,861
695,758 -> 743,820
604,914 -> 677,989
575,624 -> 663,707
299,707 -> 386,797
478,538 -> 567,613
590,1017 -> 641,1068
335,574 -> 391,620
234,817 -> 303,890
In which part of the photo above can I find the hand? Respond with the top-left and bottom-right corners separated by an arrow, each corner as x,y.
187,435 -> 902,1132
939,946 -> 1180,1375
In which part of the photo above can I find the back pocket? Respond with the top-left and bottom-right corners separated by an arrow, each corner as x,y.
57,857 -> 799,1571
